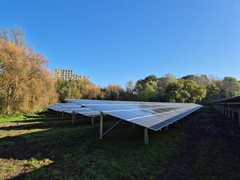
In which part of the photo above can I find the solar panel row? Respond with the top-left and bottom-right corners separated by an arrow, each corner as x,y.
48,100 -> 202,144
48,103 -> 100,117
66,99 -> 202,131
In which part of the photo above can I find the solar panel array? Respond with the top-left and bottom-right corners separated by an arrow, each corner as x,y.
48,103 -> 100,117
66,99 -> 202,131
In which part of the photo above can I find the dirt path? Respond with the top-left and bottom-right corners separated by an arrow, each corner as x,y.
165,107 -> 240,179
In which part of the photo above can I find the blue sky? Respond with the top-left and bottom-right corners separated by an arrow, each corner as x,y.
0,0 -> 239,87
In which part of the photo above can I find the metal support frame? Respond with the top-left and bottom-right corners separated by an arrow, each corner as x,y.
228,107 -> 231,119
72,111 -> 75,125
103,120 -> 122,137
144,128 -> 149,145
99,112 -> 103,139
231,107 -> 235,121
238,108 -> 240,127
166,125 -> 168,131
99,112 -> 122,139
61,111 -> 64,120
91,117 -> 94,125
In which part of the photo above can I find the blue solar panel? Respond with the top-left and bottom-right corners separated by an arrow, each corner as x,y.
48,103 -> 100,117
66,99 -> 202,131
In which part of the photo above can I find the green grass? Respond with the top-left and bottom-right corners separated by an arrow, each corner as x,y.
0,113 -> 49,123
0,113 -> 185,179
0,109 -> 240,179
0,114 -> 28,123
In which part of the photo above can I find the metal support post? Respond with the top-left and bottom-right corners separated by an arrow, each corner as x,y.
228,107 -> 231,119
72,111 -> 75,125
99,112 -> 103,139
166,125 -> 168,131
231,107 -> 235,121
91,117 -> 94,125
61,111 -> 64,120
238,108 -> 240,127
144,128 -> 149,145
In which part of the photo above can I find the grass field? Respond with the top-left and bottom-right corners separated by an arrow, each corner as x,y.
0,107 -> 240,179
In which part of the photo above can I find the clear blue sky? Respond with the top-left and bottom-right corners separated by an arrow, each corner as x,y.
0,0 -> 239,87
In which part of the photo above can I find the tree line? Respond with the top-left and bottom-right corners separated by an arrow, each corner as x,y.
56,74 -> 240,105
0,28 -> 239,114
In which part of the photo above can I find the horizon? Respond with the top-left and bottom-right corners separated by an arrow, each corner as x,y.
0,0 -> 239,86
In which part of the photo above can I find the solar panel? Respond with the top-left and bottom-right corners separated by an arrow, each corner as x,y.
48,103 -> 80,111
67,99 -> 202,131
48,103 -> 100,117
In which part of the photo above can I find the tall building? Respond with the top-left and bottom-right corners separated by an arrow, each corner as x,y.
54,69 -> 88,80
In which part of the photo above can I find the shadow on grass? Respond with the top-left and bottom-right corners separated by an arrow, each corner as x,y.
0,112 -> 185,179
0,114 -> 100,131
3,107 -> 239,179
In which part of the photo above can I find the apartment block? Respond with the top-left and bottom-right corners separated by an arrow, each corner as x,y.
54,69 -> 88,80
